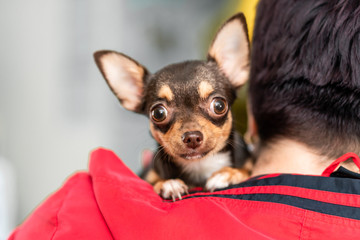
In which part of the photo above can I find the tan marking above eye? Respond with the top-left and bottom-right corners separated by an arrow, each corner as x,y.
158,85 -> 174,101
198,81 -> 214,99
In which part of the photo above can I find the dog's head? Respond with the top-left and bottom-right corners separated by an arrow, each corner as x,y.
94,13 -> 250,162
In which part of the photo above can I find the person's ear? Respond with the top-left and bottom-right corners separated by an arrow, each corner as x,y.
245,101 -> 259,147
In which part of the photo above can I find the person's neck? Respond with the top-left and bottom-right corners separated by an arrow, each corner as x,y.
250,139 -> 358,177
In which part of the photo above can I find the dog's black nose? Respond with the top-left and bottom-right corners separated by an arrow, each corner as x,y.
182,131 -> 203,149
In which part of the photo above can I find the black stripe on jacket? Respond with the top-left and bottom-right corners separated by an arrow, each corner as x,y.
183,173 -> 360,220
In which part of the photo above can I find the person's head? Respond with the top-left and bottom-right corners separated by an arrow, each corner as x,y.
248,0 -> 360,159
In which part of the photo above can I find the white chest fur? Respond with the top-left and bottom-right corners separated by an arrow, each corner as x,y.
180,151 -> 231,184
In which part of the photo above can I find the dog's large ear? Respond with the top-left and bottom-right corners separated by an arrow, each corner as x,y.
94,50 -> 148,112
208,13 -> 250,89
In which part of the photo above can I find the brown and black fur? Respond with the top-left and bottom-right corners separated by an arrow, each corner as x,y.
94,13 -> 252,200
139,60 -> 250,185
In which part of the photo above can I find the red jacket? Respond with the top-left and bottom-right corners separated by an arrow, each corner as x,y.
9,148 -> 360,240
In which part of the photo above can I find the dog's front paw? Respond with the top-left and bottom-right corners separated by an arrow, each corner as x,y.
205,167 -> 249,192
154,179 -> 189,201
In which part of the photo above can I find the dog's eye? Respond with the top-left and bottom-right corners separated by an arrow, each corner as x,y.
210,98 -> 228,115
151,105 -> 168,122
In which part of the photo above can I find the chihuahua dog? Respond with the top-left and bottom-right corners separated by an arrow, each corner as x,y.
94,13 -> 252,201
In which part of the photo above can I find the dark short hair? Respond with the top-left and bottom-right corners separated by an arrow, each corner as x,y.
249,0 -> 360,158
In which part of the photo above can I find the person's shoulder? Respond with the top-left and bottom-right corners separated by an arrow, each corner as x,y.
9,172 -> 113,240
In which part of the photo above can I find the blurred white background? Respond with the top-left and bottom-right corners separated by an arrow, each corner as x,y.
0,0 -> 241,237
